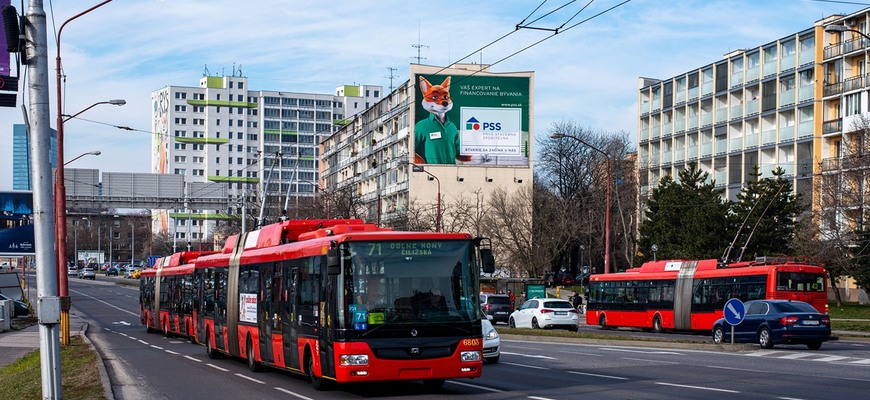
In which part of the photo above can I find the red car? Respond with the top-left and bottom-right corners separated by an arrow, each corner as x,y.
556,272 -> 575,286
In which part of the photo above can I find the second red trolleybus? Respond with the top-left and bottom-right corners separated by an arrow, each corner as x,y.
140,219 -> 495,390
585,257 -> 827,332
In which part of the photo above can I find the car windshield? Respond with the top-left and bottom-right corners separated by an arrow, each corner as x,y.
340,240 -> 479,333
772,302 -> 817,313
543,301 -> 573,309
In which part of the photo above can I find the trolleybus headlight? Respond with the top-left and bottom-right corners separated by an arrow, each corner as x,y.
340,354 -> 369,366
460,351 -> 481,362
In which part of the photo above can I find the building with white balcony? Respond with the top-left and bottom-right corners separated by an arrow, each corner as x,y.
150,73 -> 380,249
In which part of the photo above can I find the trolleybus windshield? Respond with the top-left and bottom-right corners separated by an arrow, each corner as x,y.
342,240 -> 479,333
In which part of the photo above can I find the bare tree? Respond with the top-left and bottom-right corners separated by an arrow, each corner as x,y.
484,186 -> 535,277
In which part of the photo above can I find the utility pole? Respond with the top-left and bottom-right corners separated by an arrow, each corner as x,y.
385,67 -> 398,92
25,1 -> 63,397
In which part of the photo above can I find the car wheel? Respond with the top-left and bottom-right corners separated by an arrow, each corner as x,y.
652,315 -> 663,333
508,317 -> 516,328
531,317 -> 540,329
247,336 -> 263,372
712,326 -> 725,343
758,327 -> 773,349
806,341 -> 823,350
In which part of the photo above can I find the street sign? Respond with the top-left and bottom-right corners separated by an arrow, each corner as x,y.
723,298 -> 745,326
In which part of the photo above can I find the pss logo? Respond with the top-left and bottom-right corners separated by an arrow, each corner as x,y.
465,117 -> 501,131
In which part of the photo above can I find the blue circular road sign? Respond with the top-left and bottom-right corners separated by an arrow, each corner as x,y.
723,298 -> 745,326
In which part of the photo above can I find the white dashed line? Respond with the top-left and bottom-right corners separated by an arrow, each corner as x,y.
184,355 -> 202,363
501,361 -> 548,370
165,350 -> 179,355
656,382 -> 739,393
567,370 -> 629,380
138,340 -> 149,345
150,345 -> 164,350
448,380 -> 504,392
528,396 -> 557,400
207,364 -> 228,372
274,387 -> 315,399
235,373 -> 265,384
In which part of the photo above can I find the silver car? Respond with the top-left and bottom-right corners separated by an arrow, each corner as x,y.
482,312 -> 500,363
78,267 -> 96,280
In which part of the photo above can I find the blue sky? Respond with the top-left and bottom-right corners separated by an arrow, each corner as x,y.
0,0 -> 862,190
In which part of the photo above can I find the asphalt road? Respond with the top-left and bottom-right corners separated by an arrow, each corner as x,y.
66,275 -> 870,400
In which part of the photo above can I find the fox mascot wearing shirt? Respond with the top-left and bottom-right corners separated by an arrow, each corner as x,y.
414,76 -> 472,164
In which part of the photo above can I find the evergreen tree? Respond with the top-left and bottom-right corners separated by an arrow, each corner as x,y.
638,163 -> 730,262
727,166 -> 804,261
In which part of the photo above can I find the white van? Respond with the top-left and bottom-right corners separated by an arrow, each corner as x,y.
0,262 -> 11,273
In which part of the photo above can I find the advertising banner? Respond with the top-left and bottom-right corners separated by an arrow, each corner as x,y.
413,73 -> 530,166
239,293 -> 258,323
0,0 -> 10,75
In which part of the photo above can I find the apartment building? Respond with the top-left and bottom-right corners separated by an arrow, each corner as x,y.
320,64 -> 534,230
150,73 -> 380,247
11,124 -> 56,191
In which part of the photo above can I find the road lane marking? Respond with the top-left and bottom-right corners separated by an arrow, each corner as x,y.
235,373 -> 265,384
138,340 -> 149,345
274,387 -> 315,399
745,350 -> 782,357
501,361 -> 548,370
165,350 -> 179,355
811,355 -> 850,362
778,397 -> 807,400
601,348 -> 682,355
207,364 -> 228,372
448,380 -> 504,393
656,382 -> 739,393
779,353 -> 814,359
70,289 -> 138,316
567,370 -> 629,380
849,359 -> 870,364
622,357 -> 678,364
500,351 -> 557,360
184,355 -> 202,363
529,396 -> 557,400
565,351 -> 603,357
150,345 -> 164,350
707,365 -> 769,373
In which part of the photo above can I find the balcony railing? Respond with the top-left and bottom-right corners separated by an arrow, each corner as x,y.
845,75 -> 864,92
688,87 -> 699,100
761,128 -> 776,145
798,120 -> 814,138
824,43 -> 842,59
762,60 -> 778,77
675,119 -> 686,133
714,171 -> 726,186
652,99 -> 661,110
730,137 -> 742,152
674,149 -> 685,162
821,157 -> 840,171
778,125 -> 795,142
730,72 -> 744,88
715,108 -> 727,122
701,81 -> 713,96
799,49 -> 814,66
688,115 -> 699,130
730,104 -> 743,119
745,98 -> 759,115
662,122 -> 672,136
780,54 -> 795,72
640,128 -> 649,142
662,151 -> 672,164
701,113 -> 712,127
715,137 -> 727,154
745,133 -> 759,148
824,82 -> 843,97
843,37 -> 868,53
687,145 -> 698,159
822,119 -> 842,134
675,91 -> 686,104
779,89 -> 795,107
700,142 -> 713,158
798,85 -> 814,103
746,65 -> 760,82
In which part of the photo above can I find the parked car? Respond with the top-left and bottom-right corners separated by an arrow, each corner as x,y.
105,266 -> 120,276
78,267 -> 96,280
509,298 -> 580,331
479,293 -> 514,324
556,272 -> 575,286
130,269 -> 141,279
67,266 -> 78,276
125,267 -> 141,279
481,310 -> 500,364
711,300 -> 831,350
0,292 -> 28,317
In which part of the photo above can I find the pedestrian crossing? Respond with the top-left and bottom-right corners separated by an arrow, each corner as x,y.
744,350 -> 870,365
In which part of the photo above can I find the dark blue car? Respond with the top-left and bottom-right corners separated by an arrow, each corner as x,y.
712,300 -> 830,350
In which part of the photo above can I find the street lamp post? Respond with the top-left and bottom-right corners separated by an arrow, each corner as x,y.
825,24 -> 870,41
54,0 -> 119,347
551,132 -> 612,274
404,162 -> 441,232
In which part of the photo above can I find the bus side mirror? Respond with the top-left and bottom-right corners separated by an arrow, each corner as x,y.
480,248 -> 495,274
327,248 -> 340,275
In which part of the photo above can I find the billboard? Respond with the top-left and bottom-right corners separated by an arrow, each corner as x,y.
413,73 -> 530,166
0,0 -> 10,75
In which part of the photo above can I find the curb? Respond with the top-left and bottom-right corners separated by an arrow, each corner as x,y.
77,320 -> 115,400
500,333 -> 761,352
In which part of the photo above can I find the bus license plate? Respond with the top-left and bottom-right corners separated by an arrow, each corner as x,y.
802,320 -> 819,325
555,311 -> 567,316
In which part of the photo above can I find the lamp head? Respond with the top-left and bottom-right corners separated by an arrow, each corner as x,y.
89,151 -> 102,156
825,25 -> 849,33
550,133 -> 566,139
109,99 -> 126,106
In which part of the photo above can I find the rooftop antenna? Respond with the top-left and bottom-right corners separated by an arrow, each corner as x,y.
203,65 -> 210,77
385,67 -> 398,92
411,21 -> 429,64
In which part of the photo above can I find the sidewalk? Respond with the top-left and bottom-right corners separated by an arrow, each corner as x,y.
0,314 -> 88,370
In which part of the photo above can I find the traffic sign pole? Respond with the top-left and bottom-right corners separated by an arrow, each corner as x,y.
723,298 -> 746,345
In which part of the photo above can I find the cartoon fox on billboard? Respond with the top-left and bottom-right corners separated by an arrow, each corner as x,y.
414,76 -> 471,164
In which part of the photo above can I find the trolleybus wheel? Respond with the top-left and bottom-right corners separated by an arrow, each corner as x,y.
206,329 -> 221,360
246,336 -> 263,372
307,351 -> 328,391
599,314 -> 611,330
758,327 -> 773,349
652,315 -> 663,334
163,320 -> 172,338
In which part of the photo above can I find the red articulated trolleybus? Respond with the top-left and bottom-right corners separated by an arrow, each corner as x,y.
585,257 -> 827,333
140,219 -> 495,390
